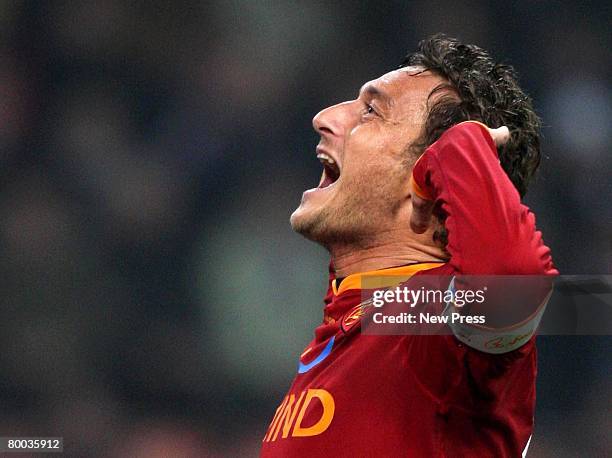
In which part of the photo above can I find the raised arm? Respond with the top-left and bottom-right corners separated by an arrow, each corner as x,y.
410,121 -> 556,276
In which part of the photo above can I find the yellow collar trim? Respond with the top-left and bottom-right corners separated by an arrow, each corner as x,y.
331,262 -> 445,296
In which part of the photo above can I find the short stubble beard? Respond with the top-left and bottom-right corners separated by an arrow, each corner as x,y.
291,165 -> 407,251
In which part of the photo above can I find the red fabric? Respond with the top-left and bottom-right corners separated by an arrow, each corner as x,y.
260,122 -> 557,457
411,121 -> 557,277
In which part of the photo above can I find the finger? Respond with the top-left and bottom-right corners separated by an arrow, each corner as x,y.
488,126 -> 510,147
410,192 -> 435,234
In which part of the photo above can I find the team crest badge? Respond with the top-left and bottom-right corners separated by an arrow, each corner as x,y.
340,300 -> 372,333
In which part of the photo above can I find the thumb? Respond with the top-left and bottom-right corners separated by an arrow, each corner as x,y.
410,192 -> 435,234
488,125 -> 510,147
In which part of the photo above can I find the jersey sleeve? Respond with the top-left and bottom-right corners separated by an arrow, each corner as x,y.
411,121 -> 557,276
412,122 -> 557,353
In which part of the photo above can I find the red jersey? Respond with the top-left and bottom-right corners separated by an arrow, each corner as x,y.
261,122 -> 557,457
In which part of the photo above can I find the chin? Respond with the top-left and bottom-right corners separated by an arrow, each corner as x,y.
290,206 -> 318,236
290,204 -> 333,245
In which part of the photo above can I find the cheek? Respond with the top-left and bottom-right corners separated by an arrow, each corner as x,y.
348,121 -> 387,148
344,138 -> 390,175
350,123 -> 411,160
342,127 -> 409,191
344,142 -> 402,179
343,157 -> 408,203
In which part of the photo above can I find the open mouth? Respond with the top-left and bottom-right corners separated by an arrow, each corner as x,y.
317,152 -> 340,189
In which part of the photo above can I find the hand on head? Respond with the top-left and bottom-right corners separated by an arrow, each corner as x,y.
409,124 -> 510,234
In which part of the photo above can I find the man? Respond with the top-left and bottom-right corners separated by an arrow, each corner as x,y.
261,35 -> 557,457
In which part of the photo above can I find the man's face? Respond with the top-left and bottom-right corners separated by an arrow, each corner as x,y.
290,67 -> 445,248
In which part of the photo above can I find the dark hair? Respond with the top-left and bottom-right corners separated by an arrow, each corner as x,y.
402,34 -> 541,197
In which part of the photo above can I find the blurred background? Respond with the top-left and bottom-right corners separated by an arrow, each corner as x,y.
0,1 -> 610,456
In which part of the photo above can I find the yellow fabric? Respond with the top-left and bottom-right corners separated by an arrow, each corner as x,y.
332,262 -> 445,296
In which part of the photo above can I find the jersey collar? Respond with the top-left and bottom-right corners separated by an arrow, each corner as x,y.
331,262 -> 445,296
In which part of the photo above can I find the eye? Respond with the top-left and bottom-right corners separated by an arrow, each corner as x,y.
364,104 -> 376,116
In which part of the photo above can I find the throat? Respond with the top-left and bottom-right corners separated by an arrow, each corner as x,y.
330,242 -> 447,278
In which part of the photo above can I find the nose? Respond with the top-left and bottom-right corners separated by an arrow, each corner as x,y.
312,102 -> 346,137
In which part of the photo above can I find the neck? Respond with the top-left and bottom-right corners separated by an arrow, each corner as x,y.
330,233 -> 446,278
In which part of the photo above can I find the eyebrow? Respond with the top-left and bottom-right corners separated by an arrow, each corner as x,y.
359,84 -> 391,105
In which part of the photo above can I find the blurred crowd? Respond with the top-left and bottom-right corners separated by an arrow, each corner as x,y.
0,1 -> 609,456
